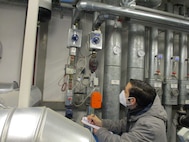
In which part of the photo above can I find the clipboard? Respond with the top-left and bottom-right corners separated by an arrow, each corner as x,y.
81,117 -> 100,130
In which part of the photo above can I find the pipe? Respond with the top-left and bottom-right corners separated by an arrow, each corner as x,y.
163,3 -> 176,142
92,14 -> 118,30
178,6 -> 188,105
147,27 -> 164,100
73,0 -> 189,32
127,23 -> 145,81
0,107 -> 95,142
149,27 -> 158,79
0,41 -> 2,59
178,33 -> 188,105
102,20 -> 122,120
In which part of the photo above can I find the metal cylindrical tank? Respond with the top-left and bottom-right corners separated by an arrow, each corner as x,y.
0,107 -> 95,142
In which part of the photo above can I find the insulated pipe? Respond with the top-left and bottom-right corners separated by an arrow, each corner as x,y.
102,20 -> 122,120
163,3 -> 174,142
178,6 -> 188,105
164,21 -> 174,142
73,0 -> 189,32
163,30 -> 173,80
149,27 -> 158,79
178,33 -> 188,105
147,27 -> 163,100
127,23 -> 145,81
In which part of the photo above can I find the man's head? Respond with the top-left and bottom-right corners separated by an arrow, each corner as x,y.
123,79 -> 156,109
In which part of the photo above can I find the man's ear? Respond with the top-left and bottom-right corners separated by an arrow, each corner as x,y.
130,97 -> 136,105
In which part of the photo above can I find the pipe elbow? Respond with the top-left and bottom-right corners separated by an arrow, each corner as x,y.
76,0 -> 91,11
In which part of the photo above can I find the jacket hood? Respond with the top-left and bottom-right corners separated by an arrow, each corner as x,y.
130,95 -> 167,122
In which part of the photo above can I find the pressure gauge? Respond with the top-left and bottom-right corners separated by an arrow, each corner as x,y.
113,46 -> 121,55
71,34 -> 79,42
92,36 -> 100,45
137,50 -> 145,57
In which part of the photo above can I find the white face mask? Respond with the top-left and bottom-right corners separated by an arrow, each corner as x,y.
119,90 -> 133,107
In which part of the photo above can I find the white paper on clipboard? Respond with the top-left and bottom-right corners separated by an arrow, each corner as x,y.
81,117 -> 100,130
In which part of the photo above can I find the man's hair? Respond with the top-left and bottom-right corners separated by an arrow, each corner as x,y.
129,79 -> 156,107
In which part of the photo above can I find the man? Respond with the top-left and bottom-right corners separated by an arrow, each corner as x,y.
87,79 -> 167,142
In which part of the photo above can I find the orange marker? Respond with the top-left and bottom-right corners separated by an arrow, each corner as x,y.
90,91 -> 102,109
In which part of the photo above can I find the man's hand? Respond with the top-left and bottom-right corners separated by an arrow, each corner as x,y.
87,114 -> 102,134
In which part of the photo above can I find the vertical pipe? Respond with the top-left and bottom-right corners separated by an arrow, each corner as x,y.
149,27 -> 158,79
163,3 -> 173,142
18,0 -> 39,108
178,33 -> 187,105
102,20 -> 122,120
178,5 -> 188,105
127,22 -> 145,81
164,30 -> 173,80
188,34 -> 189,78
188,35 -> 189,78
148,27 -> 164,100
164,29 -> 174,142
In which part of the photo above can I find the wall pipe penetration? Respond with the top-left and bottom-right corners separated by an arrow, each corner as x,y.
73,0 -> 189,32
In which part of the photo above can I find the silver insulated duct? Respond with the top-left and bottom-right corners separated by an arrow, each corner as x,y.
0,107 -> 95,142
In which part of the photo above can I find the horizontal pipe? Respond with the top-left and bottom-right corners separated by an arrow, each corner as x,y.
73,0 -> 189,32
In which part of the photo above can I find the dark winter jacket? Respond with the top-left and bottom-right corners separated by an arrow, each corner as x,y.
96,95 -> 167,142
